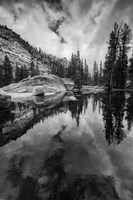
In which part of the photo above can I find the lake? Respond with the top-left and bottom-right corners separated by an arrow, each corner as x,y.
0,92 -> 133,200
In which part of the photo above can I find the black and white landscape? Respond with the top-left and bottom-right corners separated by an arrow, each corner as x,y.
0,0 -> 133,200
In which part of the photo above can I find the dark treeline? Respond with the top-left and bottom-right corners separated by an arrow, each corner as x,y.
92,61 -> 103,86
0,51 -> 104,88
0,24 -> 104,88
1,23 -> 133,89
51,22 -> 133,89
103,22 -> 133,90
68,50 -> 91,86
51,50 -> 104,87
0,55 -> 40,87
49,22 -> 133,89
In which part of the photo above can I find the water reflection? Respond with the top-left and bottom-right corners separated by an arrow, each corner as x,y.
1,92 -> 133,199
0,93 -> 92,146
125,93 -> 133,131
1,92 -> 133,147
3,126 -> 120,200
102,92 -> 126,145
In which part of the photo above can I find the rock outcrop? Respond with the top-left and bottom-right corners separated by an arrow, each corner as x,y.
62,78 -> 75,91
2,74 -> 66,94
0,89 -> 11,109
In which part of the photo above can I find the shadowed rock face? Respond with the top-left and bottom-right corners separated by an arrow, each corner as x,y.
2,74 -> 67,93
0,89 -> 11,109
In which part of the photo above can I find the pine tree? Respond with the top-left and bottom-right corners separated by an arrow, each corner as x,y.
103,22 -> 132,90
3,55 -> 13,86
99,61 -> 103,86
80,58 -> 84,80
20,65 -> 29,80
68,53 -> 76,81
68,50 -> 87,87
75,50 -> 82,87
29,61 -> 36,77
35,61 -> 40,76
15,63 -> 20,82
84,59 -> 89,85
103,22 -> 121,89
0,64 -> 4,87
24,65 -> 29,78
119,23 -> 132,88
93,61 -> 98,86
19,67 -> 23,80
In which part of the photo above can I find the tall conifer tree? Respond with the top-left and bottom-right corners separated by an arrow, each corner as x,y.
4,55 -> 13,86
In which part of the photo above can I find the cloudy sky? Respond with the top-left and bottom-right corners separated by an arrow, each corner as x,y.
0,0 -> 133,67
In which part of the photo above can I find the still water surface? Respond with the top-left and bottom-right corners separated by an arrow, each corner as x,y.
0,92 -> 133,200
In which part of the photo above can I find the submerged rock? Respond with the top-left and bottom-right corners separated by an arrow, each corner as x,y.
62,78 -> 75,91
2,74 -> 66,94
63,92 -> 77,101
0,89 -> 11,109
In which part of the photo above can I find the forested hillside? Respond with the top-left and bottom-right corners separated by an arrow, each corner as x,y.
0,25 -> 70,87
0,24 -> 105,88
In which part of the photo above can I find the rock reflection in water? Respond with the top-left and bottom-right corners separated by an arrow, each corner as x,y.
34,92 -> 66,108
0,92 -> 67,147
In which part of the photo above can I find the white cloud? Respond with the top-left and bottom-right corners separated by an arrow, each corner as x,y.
0,0 -> 133,68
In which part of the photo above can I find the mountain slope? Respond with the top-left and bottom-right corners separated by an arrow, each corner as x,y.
0,25 -> 69,74
0,25 -> 50,73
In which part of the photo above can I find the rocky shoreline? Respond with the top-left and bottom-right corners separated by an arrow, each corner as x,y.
0,74 -> 75,108
0,74 -> 106,110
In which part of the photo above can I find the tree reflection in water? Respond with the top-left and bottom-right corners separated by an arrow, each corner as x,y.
125,92 -> 133,131
1,92 -> 133,147
102,92 -> 126,145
